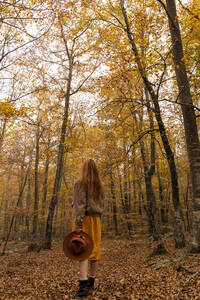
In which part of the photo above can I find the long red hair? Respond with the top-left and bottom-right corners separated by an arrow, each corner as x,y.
79,159 -> 102,202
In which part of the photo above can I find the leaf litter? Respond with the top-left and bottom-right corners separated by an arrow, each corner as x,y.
0,237 -> 199,299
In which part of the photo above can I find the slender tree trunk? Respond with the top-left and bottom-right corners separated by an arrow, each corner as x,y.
127,167 -> 132,211
33,123 -> 40,237
137,106 -> 160,240
44,98 -> 70,248
25,151 -> 33,241
109,167 -> 119,235
120,0 -> 185,248
60,190 -> 66,237
137,177 -> 145,231
183,173 -> 191,232
43,154 -> 49,214
132,161 -> 137,214
26,170 -> 31,240
53,202 -> 59,237
123,160 -> 132,236
14,150 -> 27,240
44,45 -> 73,248
157,163 -> 169,233
0,118 -> 7,151
142,162 -> 159,239
131,96 -> 160,240
117,165 -> 128,234
1,168 -> 29,255
165,0 -> 200,252
41,152 -> 49,237
117,166 -> 124,209
3,174 -> 11,240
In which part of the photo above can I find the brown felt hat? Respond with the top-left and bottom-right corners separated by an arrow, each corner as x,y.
63,231 -> 93,261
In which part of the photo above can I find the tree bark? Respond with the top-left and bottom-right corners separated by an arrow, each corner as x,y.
44,78 -> 71,249
123,159 -> 132,236
133,101 -> 160,240
25,150 -> 33,240
109,167 -> 119,235
157,163 -> 169,233
183,173 -> 191,232
44,26 -> 73,248
165,0 -> 200,252
0,118 -> 7,151
3,174 -> 11,240
41,150 -> 50,238
26,168 -> 31,240
32,122 -> 40,238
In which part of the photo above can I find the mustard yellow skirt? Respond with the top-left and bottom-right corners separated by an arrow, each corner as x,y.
72,216 -> 101,261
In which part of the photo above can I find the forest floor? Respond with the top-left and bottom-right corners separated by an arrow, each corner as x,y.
0,235 -> 200,300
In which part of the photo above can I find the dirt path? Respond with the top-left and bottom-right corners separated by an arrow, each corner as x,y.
0,239 -> 199,299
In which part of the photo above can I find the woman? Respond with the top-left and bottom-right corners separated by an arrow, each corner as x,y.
73,159 -> 105,297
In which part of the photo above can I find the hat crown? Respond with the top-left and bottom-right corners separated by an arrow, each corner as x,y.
70,237 -> 87,254
63,230 -> 93,261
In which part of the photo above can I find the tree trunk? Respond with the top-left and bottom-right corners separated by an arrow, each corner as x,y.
109,167 -> 119,235
44,43 -> 73,248
32,122 -> 40,238
1,167 -> 29,255
132,161 -> 137,214
117,165 -> 124,209
123,160 -> 132,236
26,169 -> 31,240
0,118 -> 7,151
44,97 -> 70,248
25,151 -> 33,241
127,167 -> 132,212
41,151 -> 49,238
137,177 -> 144,216
14,150 -> 27,240
3,174 -> 11,240
183,173 -> 191,232
120,0 -> 185,248
157,163 -> 169,233
165,0 -> 200,252
135,101 -> 160,241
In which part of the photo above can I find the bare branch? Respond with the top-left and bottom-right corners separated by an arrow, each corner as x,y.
177,0 -> 200,21
156,49 -> 172,97
126,128 -> 160,155
0,26 -> 51,64
9,88 -> 48,103
156,0 -> 179,30
70,63 -> 100,96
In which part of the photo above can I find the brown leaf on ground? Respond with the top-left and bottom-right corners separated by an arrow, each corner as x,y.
0,237 -> 199,299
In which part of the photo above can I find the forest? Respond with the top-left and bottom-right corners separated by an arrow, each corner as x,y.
0,0 -> 200,299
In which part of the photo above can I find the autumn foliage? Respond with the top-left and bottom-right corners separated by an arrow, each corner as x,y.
0,0 -> 200,297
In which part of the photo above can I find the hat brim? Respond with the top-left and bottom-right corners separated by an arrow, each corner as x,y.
63,231 -> 93,261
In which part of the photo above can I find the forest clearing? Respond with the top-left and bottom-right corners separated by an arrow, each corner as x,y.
0,0 -> 200,299
0,237 -> 200,299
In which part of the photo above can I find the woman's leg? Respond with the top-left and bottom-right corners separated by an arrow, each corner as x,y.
79,259 -> 88,280
88,260 -> 98,290
89,260 -> 98,277
75,259 -> 89,297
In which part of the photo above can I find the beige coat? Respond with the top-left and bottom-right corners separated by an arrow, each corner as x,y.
73,181 -> 104,228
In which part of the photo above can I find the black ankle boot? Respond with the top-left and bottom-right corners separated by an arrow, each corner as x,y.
88,277 -> 95,290
75,280 -> 89,298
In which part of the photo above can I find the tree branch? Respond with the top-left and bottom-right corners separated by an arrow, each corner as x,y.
177,0 -> 200,21
156,0 -> 179,30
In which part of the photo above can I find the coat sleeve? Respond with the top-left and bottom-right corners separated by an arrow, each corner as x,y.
73,181 -> 87,228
